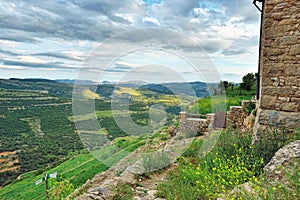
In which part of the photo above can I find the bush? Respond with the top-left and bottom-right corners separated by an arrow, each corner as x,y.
244,101 -> 256,114
142,150 -> 170,172
49,179 -> 74,200
112,182 -> 133,200
156,128 -> 299,199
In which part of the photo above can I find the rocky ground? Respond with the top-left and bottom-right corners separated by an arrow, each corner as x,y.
70,128 -> 201,200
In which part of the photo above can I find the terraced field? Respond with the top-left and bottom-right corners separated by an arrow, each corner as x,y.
0,136 -> 147,200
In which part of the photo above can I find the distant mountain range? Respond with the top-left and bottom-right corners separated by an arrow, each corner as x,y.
0,78 -> 215,98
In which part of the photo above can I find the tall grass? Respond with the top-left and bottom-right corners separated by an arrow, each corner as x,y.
156,127 -> 299,199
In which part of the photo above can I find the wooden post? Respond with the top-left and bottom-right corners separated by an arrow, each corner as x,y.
45,174 -> 49,200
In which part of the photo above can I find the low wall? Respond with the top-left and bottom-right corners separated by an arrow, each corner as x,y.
178,112 -> 214,134
178,99 -> 257,134
226,100 -> 256,132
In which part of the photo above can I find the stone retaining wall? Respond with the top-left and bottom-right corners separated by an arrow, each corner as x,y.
179,100 -> 257,134
227,100 -> 256,132
178,112 -> 214,134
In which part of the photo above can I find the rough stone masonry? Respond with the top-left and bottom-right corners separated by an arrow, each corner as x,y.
254,0 -> 300,136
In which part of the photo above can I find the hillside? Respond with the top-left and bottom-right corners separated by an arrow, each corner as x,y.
0,78 -> 299,200
0,135 -> 153,199
0,88 -> 83,186
0,78 -> 205,197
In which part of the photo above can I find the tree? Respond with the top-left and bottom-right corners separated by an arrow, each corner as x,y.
240,73 -> 256,91
228,82 -> 234,91
218,81 -> 229,94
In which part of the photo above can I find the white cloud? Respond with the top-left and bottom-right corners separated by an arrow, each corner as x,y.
17,56 -> 48,64
0,0 -> 261,82
212,25 -> 246,39
0,40 -> 17,47
142,16 -> 160,26
0,65 -> 25,70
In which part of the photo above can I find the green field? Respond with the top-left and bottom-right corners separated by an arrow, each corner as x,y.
0,136 -> 148,200
189,87 -> 256,114
0,79 -> 196,199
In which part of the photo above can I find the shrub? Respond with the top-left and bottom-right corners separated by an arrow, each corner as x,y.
142,150 -> 170,172
49,179 -> 74,200
156,128 -> 299,199
244,101 -> 255,114
112,182 -> 133,200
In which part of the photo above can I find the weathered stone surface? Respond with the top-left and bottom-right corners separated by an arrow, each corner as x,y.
255,0 -> 300,136
226,100 -> 256,132
264,140 -> 300,184
125,160 -> 145,175
254,109 -> 300,136
289,44 -> 300,55
178,112 -> 210,134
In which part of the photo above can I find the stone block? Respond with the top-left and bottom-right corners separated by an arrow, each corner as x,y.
286,65 -> 300,75
261,86 -> 294,96
290,97 -> 300,102
260,95 -> 278,110
281,102 -> 299,112
278,96 -> 290,102
289,44 -> 300,55
279,36 -> 298,46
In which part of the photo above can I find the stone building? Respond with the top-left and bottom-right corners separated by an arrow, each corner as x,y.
254,0 -> 300,135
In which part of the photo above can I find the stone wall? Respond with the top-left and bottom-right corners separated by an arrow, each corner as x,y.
254,0 -> 300,135
227,106 -> 245,129
227,100 -> 256,132
178,112 -> 214,134
179,99 -> 257,134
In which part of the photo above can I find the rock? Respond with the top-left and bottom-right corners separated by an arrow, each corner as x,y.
88,193 -> 104,200
168,125 -> 177,137
88,187 -> 110,196
229,182 -> 257,198
118,170 -> 136,185
146,190 -> 157,200
264,140 -> 300,184
126,160 -> 146,175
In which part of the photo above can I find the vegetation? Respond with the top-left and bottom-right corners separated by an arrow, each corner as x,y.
1,75 -> 298,200
240,73 -> 257,91
189,85 -> 256,114
0,79 -> 184,198
0,135 -> 148,199
0,94 -> 83,186
156,128 -> 299,199
112,182 -> 134,200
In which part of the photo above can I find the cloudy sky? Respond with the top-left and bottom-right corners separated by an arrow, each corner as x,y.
0,0 -> 262,83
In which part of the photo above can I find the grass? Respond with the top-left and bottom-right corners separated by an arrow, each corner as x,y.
111,182 -> 134,200
81,89 -> 101,99
230,163 -> 300,200
0,153 -> 104,200
0,136 -> 147,200
0,132 -> 171,199
156,127 -> 299,199
189,87 -> 256,114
